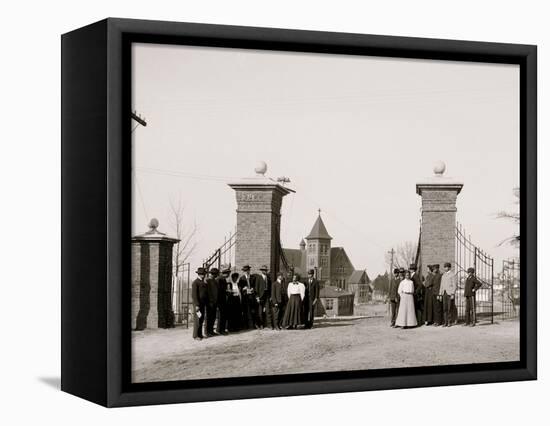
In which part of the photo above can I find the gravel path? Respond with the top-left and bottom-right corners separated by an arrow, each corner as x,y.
131,312 -> 519,383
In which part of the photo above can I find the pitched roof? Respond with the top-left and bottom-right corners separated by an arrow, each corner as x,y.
320,285 -> 354,298
305,214 -> 332,240
282,248 -> 305,275
348,270 -> 367,284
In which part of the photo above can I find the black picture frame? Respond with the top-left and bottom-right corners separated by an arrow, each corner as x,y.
61,18 -> 537,407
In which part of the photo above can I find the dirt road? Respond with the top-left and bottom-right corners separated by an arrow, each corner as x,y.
132,313 -> 519,383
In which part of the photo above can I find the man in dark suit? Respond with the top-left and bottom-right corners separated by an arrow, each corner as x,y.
303,269 -> 320,329
388,268 -> 400,327
410,264 -> 424,326
238,265 -> 257,329
423,265 -> 435,325
464,267 -> 483,326
271,272 -> 286,330
216,267 -> 231,335
191,267 -> 209,340
256,265 -> 273,329
432,264 -> 443,326
205,268 -> 220,337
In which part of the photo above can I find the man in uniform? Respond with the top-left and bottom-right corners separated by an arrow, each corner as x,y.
191,267 -> 209,341
432,264 -> 443,326
464,267 -> 483,326
388,268 -> 401,327
216,266 -> 231,335
271,272 -> 286,330
410,264 -> 424,326
256,265 -> 274,329
439,262 -> 457,327
423,265 -> 435,325
238,265 -> 257,329
303,269 -> 320,329
205,268 -> 220,337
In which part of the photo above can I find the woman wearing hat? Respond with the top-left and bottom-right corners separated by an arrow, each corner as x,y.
395,270 -> 417,328
282,273 -> 306,329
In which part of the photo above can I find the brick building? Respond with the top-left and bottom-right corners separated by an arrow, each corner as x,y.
281,213 -> 366,290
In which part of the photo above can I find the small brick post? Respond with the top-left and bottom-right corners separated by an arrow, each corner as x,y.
131,219 -> 179,330
228,162 -> 294,279
416,162 -> 463,277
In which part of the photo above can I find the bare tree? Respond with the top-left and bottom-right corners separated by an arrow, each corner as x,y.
168,197 -> 198,276
497,187 -> 520,248
385,241 -> 418,270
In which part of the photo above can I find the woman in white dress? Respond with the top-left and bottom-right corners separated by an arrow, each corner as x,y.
282,274 -> 306,329
395,270 -> 417,328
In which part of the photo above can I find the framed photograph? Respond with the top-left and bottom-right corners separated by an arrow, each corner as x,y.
61,18 -> 537,407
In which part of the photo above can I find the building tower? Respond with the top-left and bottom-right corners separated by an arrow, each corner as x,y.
305,210 -> 332,284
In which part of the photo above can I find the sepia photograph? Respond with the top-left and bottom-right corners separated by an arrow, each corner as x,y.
130,42 -> 520,384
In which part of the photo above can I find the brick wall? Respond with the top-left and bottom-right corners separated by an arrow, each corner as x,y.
131,240 -> 175,329
420,188 -> 459,276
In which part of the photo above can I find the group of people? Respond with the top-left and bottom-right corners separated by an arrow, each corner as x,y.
388,263 -> 482,329
191,264 -> 320,341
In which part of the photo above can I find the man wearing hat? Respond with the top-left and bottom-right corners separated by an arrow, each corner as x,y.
388,268 -> 401,327
256,265 -> 274,329
204,268 -> 220,337
191,267 -> 209,340
238,265 -> 257,329
431,264 -> 443,325
464,267 -> 483,326
216,267 -> 231,335
409,264 -> 424,326
303,269 -> 320,329
439,262 -> 457,327
423,265 -> 435,325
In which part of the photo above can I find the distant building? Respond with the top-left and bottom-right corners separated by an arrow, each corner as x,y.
347,270 -> 372,304
316,286 -> 355,317
281,212 -> 367,291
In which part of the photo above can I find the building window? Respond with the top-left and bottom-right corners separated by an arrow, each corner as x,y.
308,243 -> 316,253
320,257 -> 328,267
325,299 -> 334,310
309,257 -> 315,266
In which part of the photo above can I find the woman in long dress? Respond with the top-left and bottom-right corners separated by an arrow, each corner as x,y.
282,274 -> 305,329
395,270 -> 417,328
226,272 -> 242,332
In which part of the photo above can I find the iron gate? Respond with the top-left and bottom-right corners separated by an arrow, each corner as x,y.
172,262 -> 191,328
455,223 -> 494,324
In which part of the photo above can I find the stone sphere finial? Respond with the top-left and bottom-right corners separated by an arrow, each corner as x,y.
254,161 -> 268,176
148,218 -> 159,230
433,161 -> 446,176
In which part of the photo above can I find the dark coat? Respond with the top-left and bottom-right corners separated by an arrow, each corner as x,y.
238,274 -> 256,298
432,271 -> 442,295
191,278 -> 209,306
464,275 -> 483,297
271,279 -> 285,305
389,276 -> 400,300
424,272 -> 434,289
304,277 -> 320,308
255,273 -> 272,303
412,272 -> 424,302
206,277 -> 219,305
216,277 -> 229,304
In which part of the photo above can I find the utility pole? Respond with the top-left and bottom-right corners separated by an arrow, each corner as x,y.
388,248 -> 395,277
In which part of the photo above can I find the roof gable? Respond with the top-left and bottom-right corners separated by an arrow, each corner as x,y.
305,214 -> 332,240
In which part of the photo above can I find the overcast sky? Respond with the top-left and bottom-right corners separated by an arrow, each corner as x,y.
131,43 -> 519,276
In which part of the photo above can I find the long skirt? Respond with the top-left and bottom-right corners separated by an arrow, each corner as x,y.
282,294 -> 303,327
396,293 -> 417,327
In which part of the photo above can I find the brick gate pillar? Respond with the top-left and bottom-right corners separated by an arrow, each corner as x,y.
228,162 -> 294,280
416,162 -> 463,277
132,219 -> 179,330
